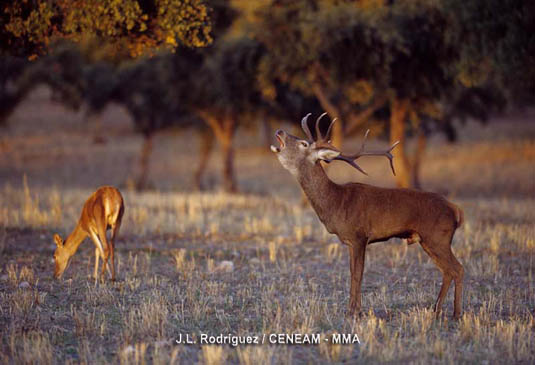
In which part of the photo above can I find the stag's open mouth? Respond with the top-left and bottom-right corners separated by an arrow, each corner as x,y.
271,130 -> 285,153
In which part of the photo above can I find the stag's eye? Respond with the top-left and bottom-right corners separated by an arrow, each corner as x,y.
300,141 -> 309,148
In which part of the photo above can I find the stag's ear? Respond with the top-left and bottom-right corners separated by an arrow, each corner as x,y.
53,234 -> 64,247
315,148 -> 340,161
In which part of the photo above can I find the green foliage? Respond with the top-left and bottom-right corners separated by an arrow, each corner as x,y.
3,0 -> 531,137
156,0 -> 212,48
250,0 -> 527,146
3,0 -> 213,59
446,0 -> 535,102
112,46 -> 206,135
82,62 -> 119,114
0,56 -> 30,125
253,0 -> 459,103
30,44 -> 86,110
0,44 -> 86,126
196,37 -> 263,118
115,56 -> 183,135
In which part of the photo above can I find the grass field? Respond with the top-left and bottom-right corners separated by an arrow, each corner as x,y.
1,90 -> 534,363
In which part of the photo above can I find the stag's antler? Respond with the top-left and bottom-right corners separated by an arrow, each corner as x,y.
301,112 -> 337,145
301,113 -> 314,141
334,129 -> 399,176
301,113 -> 399,176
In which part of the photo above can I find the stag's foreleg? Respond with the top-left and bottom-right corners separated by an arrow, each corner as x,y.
348,239 -> 367,317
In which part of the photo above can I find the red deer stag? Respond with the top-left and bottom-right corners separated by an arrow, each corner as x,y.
271,113 -> 464,319
53,186 -> 124,282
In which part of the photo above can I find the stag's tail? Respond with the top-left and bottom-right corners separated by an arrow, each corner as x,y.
448,202 -> 464,229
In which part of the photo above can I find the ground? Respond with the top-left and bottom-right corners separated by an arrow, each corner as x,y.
0,88 -> 534,363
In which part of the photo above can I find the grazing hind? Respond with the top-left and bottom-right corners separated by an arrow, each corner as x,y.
53,186 -> 124,282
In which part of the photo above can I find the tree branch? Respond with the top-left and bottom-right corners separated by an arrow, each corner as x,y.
345,94 -> 388,136
310,81 -> 341,121
194,109 -> 226,142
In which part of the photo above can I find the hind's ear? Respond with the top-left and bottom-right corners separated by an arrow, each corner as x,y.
53,234 -> 64,247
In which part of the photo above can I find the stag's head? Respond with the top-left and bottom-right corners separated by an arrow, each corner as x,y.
271,113 -> 398,176
53,234 -> 71,279
271,113 -> 341,176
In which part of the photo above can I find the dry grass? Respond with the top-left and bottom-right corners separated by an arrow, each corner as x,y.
0,95 -> 534,363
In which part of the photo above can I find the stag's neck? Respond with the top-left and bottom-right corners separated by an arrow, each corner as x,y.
297,162 -> 342,220
64,223 -> 87,258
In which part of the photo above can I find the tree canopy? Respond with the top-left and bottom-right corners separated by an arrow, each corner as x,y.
446,0 -> 535,102
2,0 -> 213,59
2,0 -> 533,191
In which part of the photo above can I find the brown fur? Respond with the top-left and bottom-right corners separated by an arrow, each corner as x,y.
53,186 -> 124,281
273,129 -> 465,319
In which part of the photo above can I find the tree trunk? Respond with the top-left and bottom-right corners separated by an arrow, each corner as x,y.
220,118 -> 237,193
136,132 -> 153,190
197,111 -> 239,193
390,98 -> 411,188
411,128 -> 427,189
193,128 -> 214,191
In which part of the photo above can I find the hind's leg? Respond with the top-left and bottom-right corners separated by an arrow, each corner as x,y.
94,248 -> 100,280
89,229 -> 111,279
108,209 -> 123,281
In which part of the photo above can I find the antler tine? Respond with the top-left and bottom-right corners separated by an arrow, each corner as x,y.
361,129 -> 370,152
324,118 -> 337,141
301,113 -> 313,141
386,141 -> 400,175
352,140 -> 399,175
350,129 -> 370,156
315,112 -> 328,141
333,129 -> 400,176
333,155 -> 369,175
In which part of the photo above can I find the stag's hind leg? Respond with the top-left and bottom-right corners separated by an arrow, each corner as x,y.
420,237 -> 464,319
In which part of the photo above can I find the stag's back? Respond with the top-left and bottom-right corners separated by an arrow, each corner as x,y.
338,183 -> 462,244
